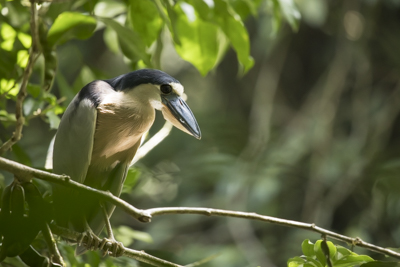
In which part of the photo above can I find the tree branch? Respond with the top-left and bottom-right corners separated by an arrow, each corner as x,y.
145,207 -> 400,259
0,157 -> 151,222
1,156 -> 400,261
42,223 -> 65,266
131,121 -> 173,166
0,1 -> 40,155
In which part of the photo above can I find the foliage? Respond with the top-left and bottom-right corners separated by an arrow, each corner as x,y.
0,0 -> 299,133
0,0 -> 301,266
288,239 -> 400,267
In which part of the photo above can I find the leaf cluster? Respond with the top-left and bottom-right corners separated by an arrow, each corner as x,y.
289,239 -> 400,267
0,0 -> 299,139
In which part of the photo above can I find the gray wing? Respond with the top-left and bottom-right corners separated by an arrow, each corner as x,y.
53,97 -> 97,183
52,96 -> 97,229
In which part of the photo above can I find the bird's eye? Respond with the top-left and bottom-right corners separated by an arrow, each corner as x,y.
160,84 -> 173,94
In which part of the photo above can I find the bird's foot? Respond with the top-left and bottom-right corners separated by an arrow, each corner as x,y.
99,238 -> 124,257
77,229 -> 100,251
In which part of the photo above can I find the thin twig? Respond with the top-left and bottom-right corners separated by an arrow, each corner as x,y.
26,96 -> 67,120
42,223 -> 66,266
0,1 -> 40,155
131,121 -> 173,166
1,156 -> 400,260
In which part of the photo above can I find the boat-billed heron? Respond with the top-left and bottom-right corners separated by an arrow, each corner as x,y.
52,69 -> 201,255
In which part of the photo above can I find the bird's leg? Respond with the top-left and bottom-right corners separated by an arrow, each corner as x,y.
99,202 -> 124,257
77,218 -> 100,251
102,203 -> 115,241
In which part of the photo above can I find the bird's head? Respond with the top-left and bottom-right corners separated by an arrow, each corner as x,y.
106,69 -> 201,140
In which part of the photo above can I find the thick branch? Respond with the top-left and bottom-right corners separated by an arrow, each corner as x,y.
0,157 -> 151,222
1,156 -> 399,260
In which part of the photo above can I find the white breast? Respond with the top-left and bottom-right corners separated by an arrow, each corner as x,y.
90,87 -> 157,168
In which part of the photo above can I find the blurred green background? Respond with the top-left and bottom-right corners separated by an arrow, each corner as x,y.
2,0 -> 400,266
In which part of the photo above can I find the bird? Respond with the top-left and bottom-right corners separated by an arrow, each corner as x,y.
52,69 -> 201,255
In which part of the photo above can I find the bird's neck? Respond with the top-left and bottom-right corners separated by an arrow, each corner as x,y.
91,86 -> 158,168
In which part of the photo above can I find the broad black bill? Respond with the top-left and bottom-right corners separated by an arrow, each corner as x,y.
161,93 -> 201,140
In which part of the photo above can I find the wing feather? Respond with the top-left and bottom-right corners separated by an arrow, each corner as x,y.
52,96 -> 97,229
53,97 -> 97,183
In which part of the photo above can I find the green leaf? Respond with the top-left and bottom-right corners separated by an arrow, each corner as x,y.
0,110 -> 16,127
277,0 -> 301,31
43,50 -> 58,92
230,0 -> 260,19
321,240 -> 336,264
151,31 -> 163,69
23,98 -> 40,116
98,17 -> 151,65
334,255 -> 374,267
129,0 -> 163,47
164,0 -> 182,46
47,12 -> 97,46
38,19 -> 58,92
288,256 -> 324,267
0,22 -> 17,51
153,0 -> 177,43
42,91 -> 58,106
0,79 -> 18,98
302,239 -> 315,257
314,240 -> 326,266
114,226 -> 153,247
187,0 -> 212,21
288,256 -> 306,267
27,84 -> 41,98
122,167 -> 141,194
46,110 -> 60,129
173,3 -> 222,76
94,0 -> 126,18
17,50 -> 29,68
271,0 -> 283,35
17,32 -> 32,49
103,27 -> 120,54
361,262 -> 400,267
213,0 -> 254,74
335,246 -> 354,258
